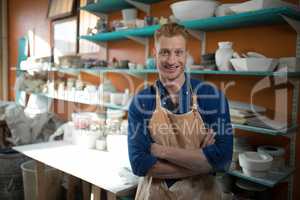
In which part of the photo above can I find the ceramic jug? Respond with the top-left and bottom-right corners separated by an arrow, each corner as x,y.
215,41 -> 234,71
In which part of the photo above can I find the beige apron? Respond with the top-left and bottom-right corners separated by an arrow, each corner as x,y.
135,83 -> 221,200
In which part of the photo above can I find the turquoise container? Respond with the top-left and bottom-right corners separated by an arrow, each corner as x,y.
146,57 -> 156,69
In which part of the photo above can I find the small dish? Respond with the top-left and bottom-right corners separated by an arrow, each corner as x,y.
128,62 -> 136,70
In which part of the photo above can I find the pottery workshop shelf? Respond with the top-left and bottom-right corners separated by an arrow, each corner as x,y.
80,0 -> 161,14
80,7 -> 300,42
232,124 -> 298,136
228,168 -> 295,187
21,91 -> 130,111
80,25 -> 159,41
20,91 -> 298,136
17,68 -> 300,77
182,7 -> 300,31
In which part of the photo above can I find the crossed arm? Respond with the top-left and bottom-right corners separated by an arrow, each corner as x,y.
128,91 -> 232,179
147,129 -> 215,179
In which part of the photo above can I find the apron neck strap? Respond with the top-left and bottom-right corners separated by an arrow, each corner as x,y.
189,82 -> 198,111
154,81 -> 162,107
155,80 -> 198,111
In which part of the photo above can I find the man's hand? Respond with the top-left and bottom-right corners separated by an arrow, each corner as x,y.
200,129 -> 215,148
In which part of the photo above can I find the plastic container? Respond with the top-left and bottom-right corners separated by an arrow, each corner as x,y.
122,8 -> 137,21
72,129 -> 101,149
21,160 -> 63,200
0,150 -> 29,200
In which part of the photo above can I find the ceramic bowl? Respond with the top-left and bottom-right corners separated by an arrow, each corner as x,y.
257,145 -> 285,170
239,151 -> 273,178
128,62 -> 136,70
170,0 -> 218,21
230,58 -> 277,72
72,129 -> 101,149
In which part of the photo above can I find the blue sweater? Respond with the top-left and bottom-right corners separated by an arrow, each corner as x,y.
128,77 -> 233,181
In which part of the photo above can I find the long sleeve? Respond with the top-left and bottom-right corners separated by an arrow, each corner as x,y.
127,95 -> 157,176
200,89 -> 233,172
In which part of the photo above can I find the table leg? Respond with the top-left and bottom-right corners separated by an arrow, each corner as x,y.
67,175 -> 79,200
92,185 -> 101,200
107,191 -> 117,200
82,181 -> 91,200
35,161 -> 46,200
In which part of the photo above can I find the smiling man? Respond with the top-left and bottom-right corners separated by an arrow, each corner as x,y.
128,23 -> 233,200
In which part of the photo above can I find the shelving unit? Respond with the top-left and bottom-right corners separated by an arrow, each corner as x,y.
16,67 -> 300,77
20,90 -> 130,111
79,3 -> 300,199
232,124 -> 298,136
17,89 -> 300,139
80,7 -> 300,42
80,0 -> 161,14
228,168 -> 295,187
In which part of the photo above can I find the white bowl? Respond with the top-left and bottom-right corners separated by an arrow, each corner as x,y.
128,62 -> 136,70
257,145 -> 285,170
170,0 -> 219,21
72,129 -> 101,149
110,92 -> 124,105
230,58 -> 277,71
239,151 -> 273,178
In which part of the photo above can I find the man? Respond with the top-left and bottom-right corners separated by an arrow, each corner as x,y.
128,23 -> 233,200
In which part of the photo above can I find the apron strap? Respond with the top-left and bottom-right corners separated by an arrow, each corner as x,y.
155,80 -> 199,111
191,94 -> 198,111
189,82 -> 198,111
154,81 -> 162,109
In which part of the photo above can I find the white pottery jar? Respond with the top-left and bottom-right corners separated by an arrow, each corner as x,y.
215,41 -> 234,71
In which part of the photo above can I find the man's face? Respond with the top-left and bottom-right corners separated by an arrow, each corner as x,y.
154,35 -> 187,83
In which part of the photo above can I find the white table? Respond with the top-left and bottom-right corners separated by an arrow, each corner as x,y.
13,141 -> 138,200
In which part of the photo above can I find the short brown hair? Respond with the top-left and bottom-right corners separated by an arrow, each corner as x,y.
154,23 -> 189,44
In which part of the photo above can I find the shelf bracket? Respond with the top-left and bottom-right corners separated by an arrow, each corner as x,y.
125,0 -> 151,15
127,72 -> 147,79
187,30 -> 206,55
95,41 -> 108,61
281,15 -> 300,34
88,11 -> 108,20
126,36 -> 148,46
290,79 -> 300,128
